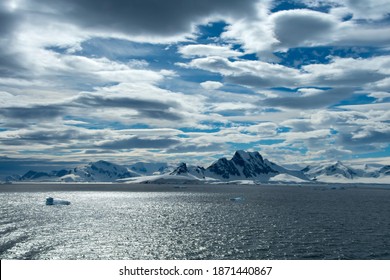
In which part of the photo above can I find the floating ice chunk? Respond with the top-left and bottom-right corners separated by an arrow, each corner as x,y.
46,197 -> 70,205
230,196 -> 244,202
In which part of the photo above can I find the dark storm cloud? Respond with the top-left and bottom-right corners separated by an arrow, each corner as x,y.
0,128 -> 91,146
31,0 -> 257,37
263,88 -> 354,109
0,92 -> 184,124
74,93 -> 176,109
0,105 -> 64,120
272,9 -> 336,48
338,130 -> 390,146
313,69 -> 388,87
96,136 -> 181,149
0,7 -> 16,36
226,74 -> 287,88
73,93 -> 184,121
0,6 -> 26,76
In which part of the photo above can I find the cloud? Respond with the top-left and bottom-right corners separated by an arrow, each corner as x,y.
368,91 -> 390,102
222,3 -> 390,56
263,88 -> 354,109
280,119 -> 314,132
181,55 -> 390,97
68,83 -> 206,127
200,81 -> 223,90
0,105 -> 64,120
0,0 -> 389,166
179,56 -> 299,87
0,4 -> 27,76
302,56 -> 390,87
166,143 -> 225,154
239,122 -> 278,137
0,126 -> 95,146
340,0 -> 390,20
96,136 -> 181,150
178,44 -> 242,58
73,92 -> 183,121
25,0 -> 258,41
271,9 -> 337,50
208,102 -> 257,114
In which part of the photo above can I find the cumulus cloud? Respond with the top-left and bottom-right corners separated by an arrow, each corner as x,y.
222,3 -> 390,56
271,9 -> 337,49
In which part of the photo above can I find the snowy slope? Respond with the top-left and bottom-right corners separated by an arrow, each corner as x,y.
67,160 -> 137,182
129,162 -> 173,176
303,161 -> 360,180
170,162 -> 206,179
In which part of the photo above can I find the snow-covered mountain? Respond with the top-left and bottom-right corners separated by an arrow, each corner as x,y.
169,162 -> 206,179
17,160 -> 138,182
66,160 -> 138,182
165,151 -> 307,182
379,165 -> 390,176
302,161 -> 389,183
3,151 -> 389,184
129,162 -> 173,176
19,169 -> 71,182
203,150 -> 308,182
303,161 -> 360,180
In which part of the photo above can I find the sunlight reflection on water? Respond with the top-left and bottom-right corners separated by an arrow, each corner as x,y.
1,185 -> 390,259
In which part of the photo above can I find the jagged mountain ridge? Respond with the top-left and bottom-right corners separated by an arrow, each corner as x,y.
169,150 -> 308,182
4,151 -> 389,183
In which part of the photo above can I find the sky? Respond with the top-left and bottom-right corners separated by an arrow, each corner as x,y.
1,0 -> 390,174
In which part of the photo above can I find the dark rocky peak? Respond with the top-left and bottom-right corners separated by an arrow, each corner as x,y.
170,162 -> 188,175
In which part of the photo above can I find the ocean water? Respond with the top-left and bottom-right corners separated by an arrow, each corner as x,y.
1,184 -> 390,260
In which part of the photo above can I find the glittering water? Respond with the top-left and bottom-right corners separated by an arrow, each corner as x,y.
1,184 -> 390,259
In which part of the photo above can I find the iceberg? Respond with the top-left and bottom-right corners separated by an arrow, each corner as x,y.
230,196 -> 244,202
46,197 -> 71,206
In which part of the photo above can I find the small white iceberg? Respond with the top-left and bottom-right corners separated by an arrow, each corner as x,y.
46,197 -> 71,206
230,196 -> 244,202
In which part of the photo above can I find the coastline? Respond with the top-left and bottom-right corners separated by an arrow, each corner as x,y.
1,182 -> 390,193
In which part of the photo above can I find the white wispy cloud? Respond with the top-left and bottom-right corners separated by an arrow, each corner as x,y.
179,44 -> 243,58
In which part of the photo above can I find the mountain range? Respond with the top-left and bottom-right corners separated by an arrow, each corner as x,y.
2,150 -> 389,184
